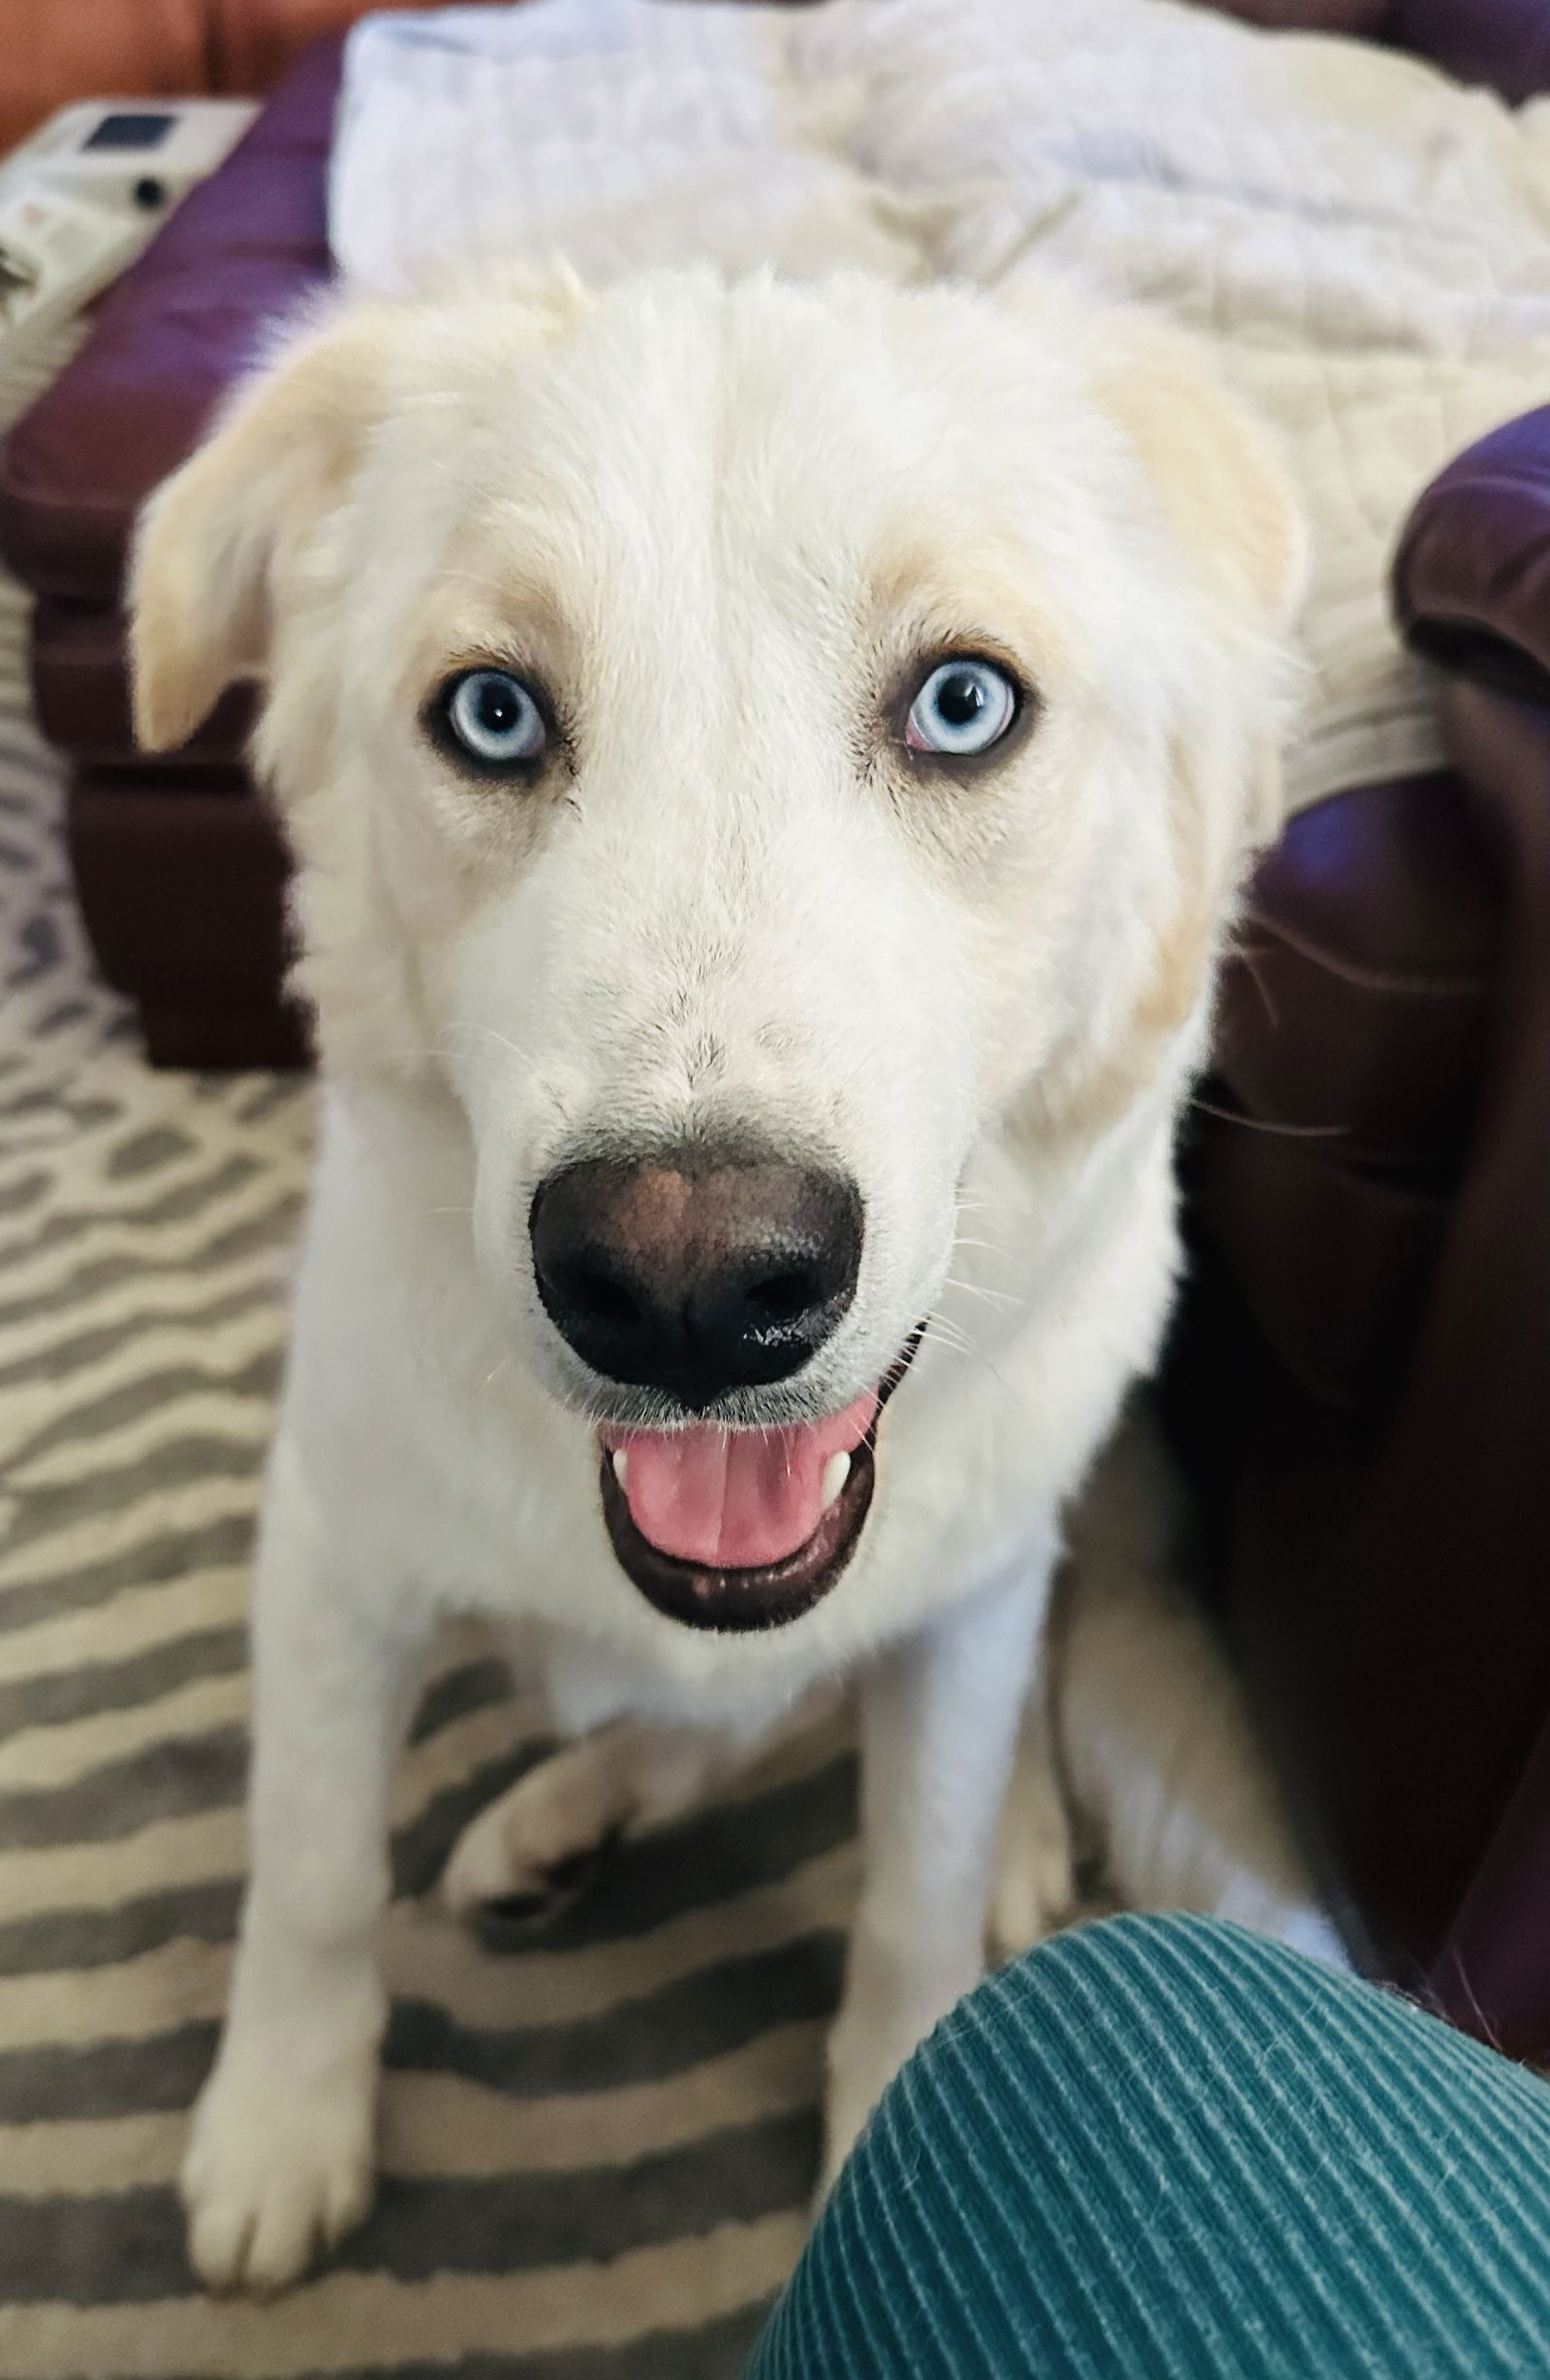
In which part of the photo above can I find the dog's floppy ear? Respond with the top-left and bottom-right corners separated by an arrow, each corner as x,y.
1086,307 -> 1307,856
130,300 -> 402,752
1088,308 -> 1307,631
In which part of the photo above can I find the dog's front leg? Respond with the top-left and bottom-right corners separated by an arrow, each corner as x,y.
181,1442 -> 424,2294
823,1546 -> 1052,2188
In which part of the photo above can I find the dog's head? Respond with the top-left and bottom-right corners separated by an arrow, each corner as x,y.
132,266 -> 1302,1632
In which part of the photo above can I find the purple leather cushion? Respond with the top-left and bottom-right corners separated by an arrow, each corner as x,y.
1211,1 -> 1389,31
1190,771 -> 1500,1414
70,772 -> 307,1069
1188,1111 -> 1449,1409
1216,772 -> 1498,1169
1393,403 -> 1550,703
0,34 -> 339,606
31,598 -> 254,763
1225,0 -> 1550,98
1196,754 -> 1502,1412
1388,0 -> 1550,103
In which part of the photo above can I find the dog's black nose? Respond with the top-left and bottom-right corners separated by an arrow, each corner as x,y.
530,1143 -> 862,1407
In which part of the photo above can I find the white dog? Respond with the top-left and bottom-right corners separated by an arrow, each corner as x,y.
130,262 -> 1306,2294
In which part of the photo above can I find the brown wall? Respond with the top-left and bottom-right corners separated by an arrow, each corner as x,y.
0,0 -> 454,154
2,1 -> 207,154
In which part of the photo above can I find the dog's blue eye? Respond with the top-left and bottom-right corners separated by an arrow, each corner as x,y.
906,659 -> 1017,757
443,669 -> 546,767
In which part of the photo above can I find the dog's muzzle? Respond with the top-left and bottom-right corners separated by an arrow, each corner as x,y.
530,1138 -> 910,1629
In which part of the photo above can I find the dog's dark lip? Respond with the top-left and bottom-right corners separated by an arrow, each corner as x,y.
600,1435 -> 877,1633
598,1330 -> 921,1634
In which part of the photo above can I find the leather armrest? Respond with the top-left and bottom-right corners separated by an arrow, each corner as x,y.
1213,0 -> 1550,102
1392,405 -> 1550,705
1206,2 -> 1389,32
1386,0 -> 1550,103
0,33 -> 341,608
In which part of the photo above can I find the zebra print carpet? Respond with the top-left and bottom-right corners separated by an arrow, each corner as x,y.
0,349 -> 853,2380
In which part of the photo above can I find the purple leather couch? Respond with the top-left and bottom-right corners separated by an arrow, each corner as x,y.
2,0 -> 1549,2052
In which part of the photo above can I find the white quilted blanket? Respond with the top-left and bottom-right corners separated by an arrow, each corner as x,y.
330,0 -> 1550,816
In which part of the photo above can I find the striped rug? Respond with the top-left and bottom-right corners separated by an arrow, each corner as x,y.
0,343 -> 855,2378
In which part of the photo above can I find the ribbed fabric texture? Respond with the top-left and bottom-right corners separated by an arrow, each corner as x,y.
746,1914 -> 1550,2378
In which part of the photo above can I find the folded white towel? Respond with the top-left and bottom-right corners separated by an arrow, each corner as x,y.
330,1 -> 919,292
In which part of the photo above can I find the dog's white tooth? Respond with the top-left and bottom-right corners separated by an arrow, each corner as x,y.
611,1450 -> 629,1488
821,1452 -> 851,1512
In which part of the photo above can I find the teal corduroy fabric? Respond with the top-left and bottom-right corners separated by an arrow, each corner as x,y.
746,1913 -> 1550,2378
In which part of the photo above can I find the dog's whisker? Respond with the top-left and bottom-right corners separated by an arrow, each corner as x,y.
1188,1095 -> 1346,1141
921,1314 -> 1019,1415
370,1046 -> 455,1070
942,1273 -> 1023,1311
948,1240 -> 1019,1278
919,1312 -> 976,1356
443,1018 -> 541,1067
1225,934 -> 1283,1031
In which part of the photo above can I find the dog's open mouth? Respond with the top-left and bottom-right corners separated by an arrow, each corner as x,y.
598,1339 -> 917,1632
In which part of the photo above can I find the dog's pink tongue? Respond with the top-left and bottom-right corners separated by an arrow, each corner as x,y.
603,1394 -> 877,1569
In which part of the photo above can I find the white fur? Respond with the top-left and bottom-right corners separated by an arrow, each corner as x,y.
130,265 -> 1307,2291
996,1407 -> 1348,1970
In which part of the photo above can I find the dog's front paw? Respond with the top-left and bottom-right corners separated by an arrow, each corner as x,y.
989,1719 -> 1076,1964
442,1746 -> 616,1923
819,2004 -> 924,2203
989,1794 -> 1075,1963
181,2049 -> 377,2294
